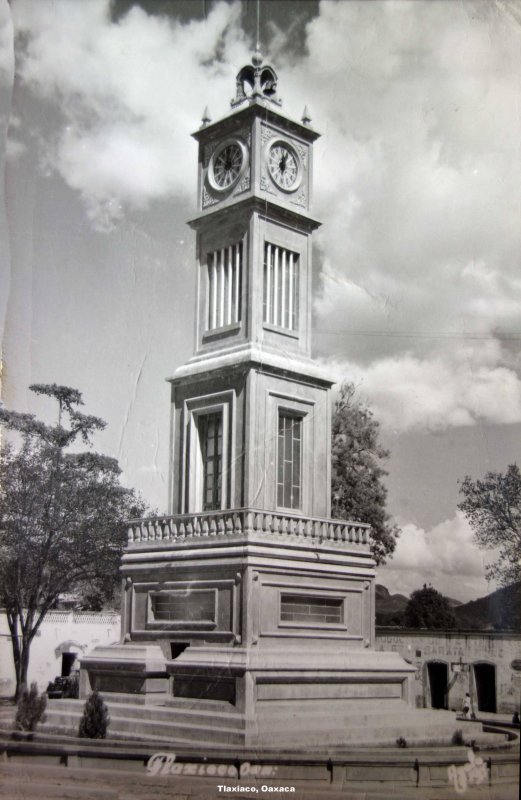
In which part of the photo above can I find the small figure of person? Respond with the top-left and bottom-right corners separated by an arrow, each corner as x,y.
512,711 -> 520,725
462,692 -> 471,719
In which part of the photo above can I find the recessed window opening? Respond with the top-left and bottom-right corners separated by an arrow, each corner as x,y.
151,592 -> 215,622
198,412 -> 223,511
263,243 -> 299,330
277,412 -> 302,509
207,242 -> 242,330
280,594 -> 343,624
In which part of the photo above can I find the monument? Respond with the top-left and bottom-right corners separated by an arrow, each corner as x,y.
77,53 -> 464,748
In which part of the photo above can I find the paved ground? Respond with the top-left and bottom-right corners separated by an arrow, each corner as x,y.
0,759 -> 519,800
0,701 -> 518,800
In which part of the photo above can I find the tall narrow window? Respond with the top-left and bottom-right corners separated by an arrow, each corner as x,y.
199,412 -> 223,511
263,243 -> 299,331
277,413 -> 302,509
207,243 -> 242,330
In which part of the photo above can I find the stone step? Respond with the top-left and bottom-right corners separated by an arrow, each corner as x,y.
47,698 -> 244,729
37,722 -> 242,750
42,709 -> 246,746
87,692 -> 235,714
256,705 -> 454,724
256,720 -> 482,747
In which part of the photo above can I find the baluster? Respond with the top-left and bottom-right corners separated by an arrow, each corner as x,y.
217,515 -> 225,535
234,514 -> 242,534
209,517 -> 217,536
170,521 -> 177,540
142,523 -> 149,542
186,520 -> 194,536
193,517 -> 201,536
255,512 -> 264,533
225,515 -> 234,533
202,518 -> 209,536
179,521 -> 186,538
245,511 -> 254,533
127,526 -> 134,544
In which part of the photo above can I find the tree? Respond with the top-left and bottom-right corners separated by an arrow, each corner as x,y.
458,464 -> 521,587
404,585 -> 456,629
0,384 -> 146,699
331,382 -> 399,564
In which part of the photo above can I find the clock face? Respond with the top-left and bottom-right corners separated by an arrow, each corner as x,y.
208,139 -> 247,192
267,140 -> 302,192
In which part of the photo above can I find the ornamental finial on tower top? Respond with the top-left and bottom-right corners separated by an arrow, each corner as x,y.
231,49 -> 282,108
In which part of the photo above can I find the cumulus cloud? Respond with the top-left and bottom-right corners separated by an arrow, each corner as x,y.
9,0 -> 521,430
378,511 -> 495,602
12,0 -> 250,226
0,2 -> 13,82
322,338 -> 521,432
278,1 -> 521,432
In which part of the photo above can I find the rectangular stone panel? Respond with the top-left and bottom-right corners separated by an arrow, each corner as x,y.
257,681 -> 403,701
174,676 -> 236,705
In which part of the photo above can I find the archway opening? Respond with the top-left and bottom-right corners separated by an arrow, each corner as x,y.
427,661 -> 448,709
473,663 -> 496,713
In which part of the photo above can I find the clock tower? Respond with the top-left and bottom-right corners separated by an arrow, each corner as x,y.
170,50 -> 331,521
78,53 -> 457,750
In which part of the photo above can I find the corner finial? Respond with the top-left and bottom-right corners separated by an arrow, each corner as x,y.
200,106 -> 211,128
302,106 -> 312,125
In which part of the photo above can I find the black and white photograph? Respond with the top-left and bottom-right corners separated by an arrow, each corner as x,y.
0,1 -> 520,798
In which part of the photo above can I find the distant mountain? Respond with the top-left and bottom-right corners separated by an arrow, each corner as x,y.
375,584 -> 409,626
453,583 -> 521,632
446,597 -> 463,608
375,582 -> 521,632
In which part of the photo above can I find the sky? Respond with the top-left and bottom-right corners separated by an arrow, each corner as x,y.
0,0 -> 520,602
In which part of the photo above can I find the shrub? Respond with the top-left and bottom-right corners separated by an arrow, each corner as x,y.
396,736 -> 407,748
452,729 -> 464,745
78,691 -> 110,739
15,682 -> 47,731
64,674 -> 79,699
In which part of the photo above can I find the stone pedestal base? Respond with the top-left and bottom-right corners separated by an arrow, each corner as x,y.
79,643 -> 168,704
75,521 -> 463,747
166,644 -> 419,746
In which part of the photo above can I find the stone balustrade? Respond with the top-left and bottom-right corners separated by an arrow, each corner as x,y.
127,509 -> 371,548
